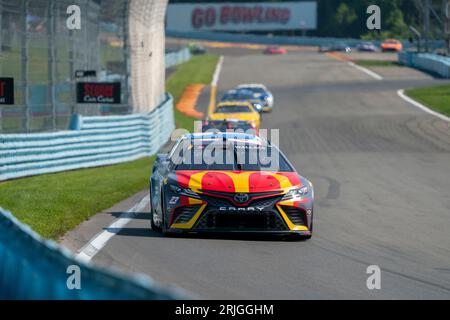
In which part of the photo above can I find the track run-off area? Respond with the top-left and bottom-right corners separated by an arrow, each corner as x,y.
67,48 -> 450,299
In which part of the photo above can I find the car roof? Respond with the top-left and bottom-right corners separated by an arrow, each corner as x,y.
182,132 -> 264,143
223,89 -> 254,97
236,84 -> 267,89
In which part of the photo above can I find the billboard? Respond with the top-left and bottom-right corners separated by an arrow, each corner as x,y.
76,82 -> 121,104
166,2 -> 317,32
0,78 -> 14,105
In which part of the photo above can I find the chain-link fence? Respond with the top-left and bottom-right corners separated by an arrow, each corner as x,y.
0,0 -> 167,133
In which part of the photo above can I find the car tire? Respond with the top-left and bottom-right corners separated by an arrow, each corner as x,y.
160,192 -> 172,237
149,191 -> 161,232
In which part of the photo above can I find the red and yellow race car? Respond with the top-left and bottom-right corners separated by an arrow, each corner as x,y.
150,133 -> 314,239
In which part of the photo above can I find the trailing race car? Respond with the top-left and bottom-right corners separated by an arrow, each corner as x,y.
319,42 -> 352,53
381,39 -> 403,52
356,42 -> 379,52
209,101 -> 261,130
200,119 -> 256,134
235,84 -> 274,112
150,133 -> 314,239
264,46 -> 287,55
220,89 -> 264,113
188,43 -> 206,55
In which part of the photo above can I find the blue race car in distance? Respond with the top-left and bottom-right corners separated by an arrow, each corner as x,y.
235,84 -> 274,112
220,89 -> 264,113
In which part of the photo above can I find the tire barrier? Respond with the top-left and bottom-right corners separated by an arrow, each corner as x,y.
398,52 -> 450,78
0,94 -> 175,182
0,207 -> 185,300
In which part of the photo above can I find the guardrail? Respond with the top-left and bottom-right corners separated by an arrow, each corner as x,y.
167,31 -> 449,51
0,207 -> 184,299
167,30 -> 429,48
0,94 -> 175,181
398,52 -> 450,78
166,47 -> 192,69
168,30 -> 365,47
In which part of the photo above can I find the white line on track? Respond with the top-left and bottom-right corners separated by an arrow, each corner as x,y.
76,196 -> 150,263
348,61 -> 383,81
398,89 -> 450,122
208,56 -> 224,115
212,56 -> 224,86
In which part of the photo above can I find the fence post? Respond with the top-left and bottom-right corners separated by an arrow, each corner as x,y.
48,0 -> 57,131
123,0 -> 130,113
0,0 -> 3,132
21,0 -> 29,132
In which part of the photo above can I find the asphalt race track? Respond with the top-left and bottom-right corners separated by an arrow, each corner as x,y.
91,49 -> 450,299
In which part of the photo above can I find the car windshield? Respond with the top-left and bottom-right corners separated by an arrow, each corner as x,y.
215,105 -> 252,113
171,140 -> 294,172
222,92 -> 255,100
239,87 -> 265,94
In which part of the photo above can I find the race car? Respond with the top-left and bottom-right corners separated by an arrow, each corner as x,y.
188,42 -> 206,55
209,101 -> 261,130
200,119 -> 256,134
381,39 -> 403,52
356,42 -> 379,52
220,89 -> 264,113
149,133 -> 314,239
235,84 -> 274,112
264,46 -> 287,55
319,42 -> 352,53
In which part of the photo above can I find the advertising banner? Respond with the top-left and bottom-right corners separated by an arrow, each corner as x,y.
76,82 -> 121,104
167,2 -> 317,32
0,78 -> 14,105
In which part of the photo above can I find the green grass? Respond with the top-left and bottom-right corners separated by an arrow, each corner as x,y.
354,60 -> 400,67
0,54 -> 219,239
167,54 -> 219,132
406,85 -> 450,117
0,157 -> 155,239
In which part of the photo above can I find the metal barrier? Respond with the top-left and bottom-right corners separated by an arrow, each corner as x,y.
166,48 -> 192,69
0,93 -> 175,181
0,207 -> 184,299
167,30 -> 403,48
398,52 -> 450,78
167,31 -> 448,50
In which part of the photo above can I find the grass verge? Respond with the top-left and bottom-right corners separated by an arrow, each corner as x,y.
167,54 -> 219,132
354,60 -> 400,67
406,85 -> 450,117
0,53 -> 219,239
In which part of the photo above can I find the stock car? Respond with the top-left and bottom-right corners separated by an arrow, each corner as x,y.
188,42 -> 206,55
235,84 -> 274,112
319,42 -> 352,53
356,42 -> 379,52
264,46 -> 287,55
200,119 -> 256,134
149,133 -> 314,239
209,101 -> 261,130
220,89 -> 264,113
381,39 -> 403,52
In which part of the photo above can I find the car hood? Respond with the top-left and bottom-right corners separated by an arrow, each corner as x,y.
209,113 -> 259,122
171,170 -> 302,194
